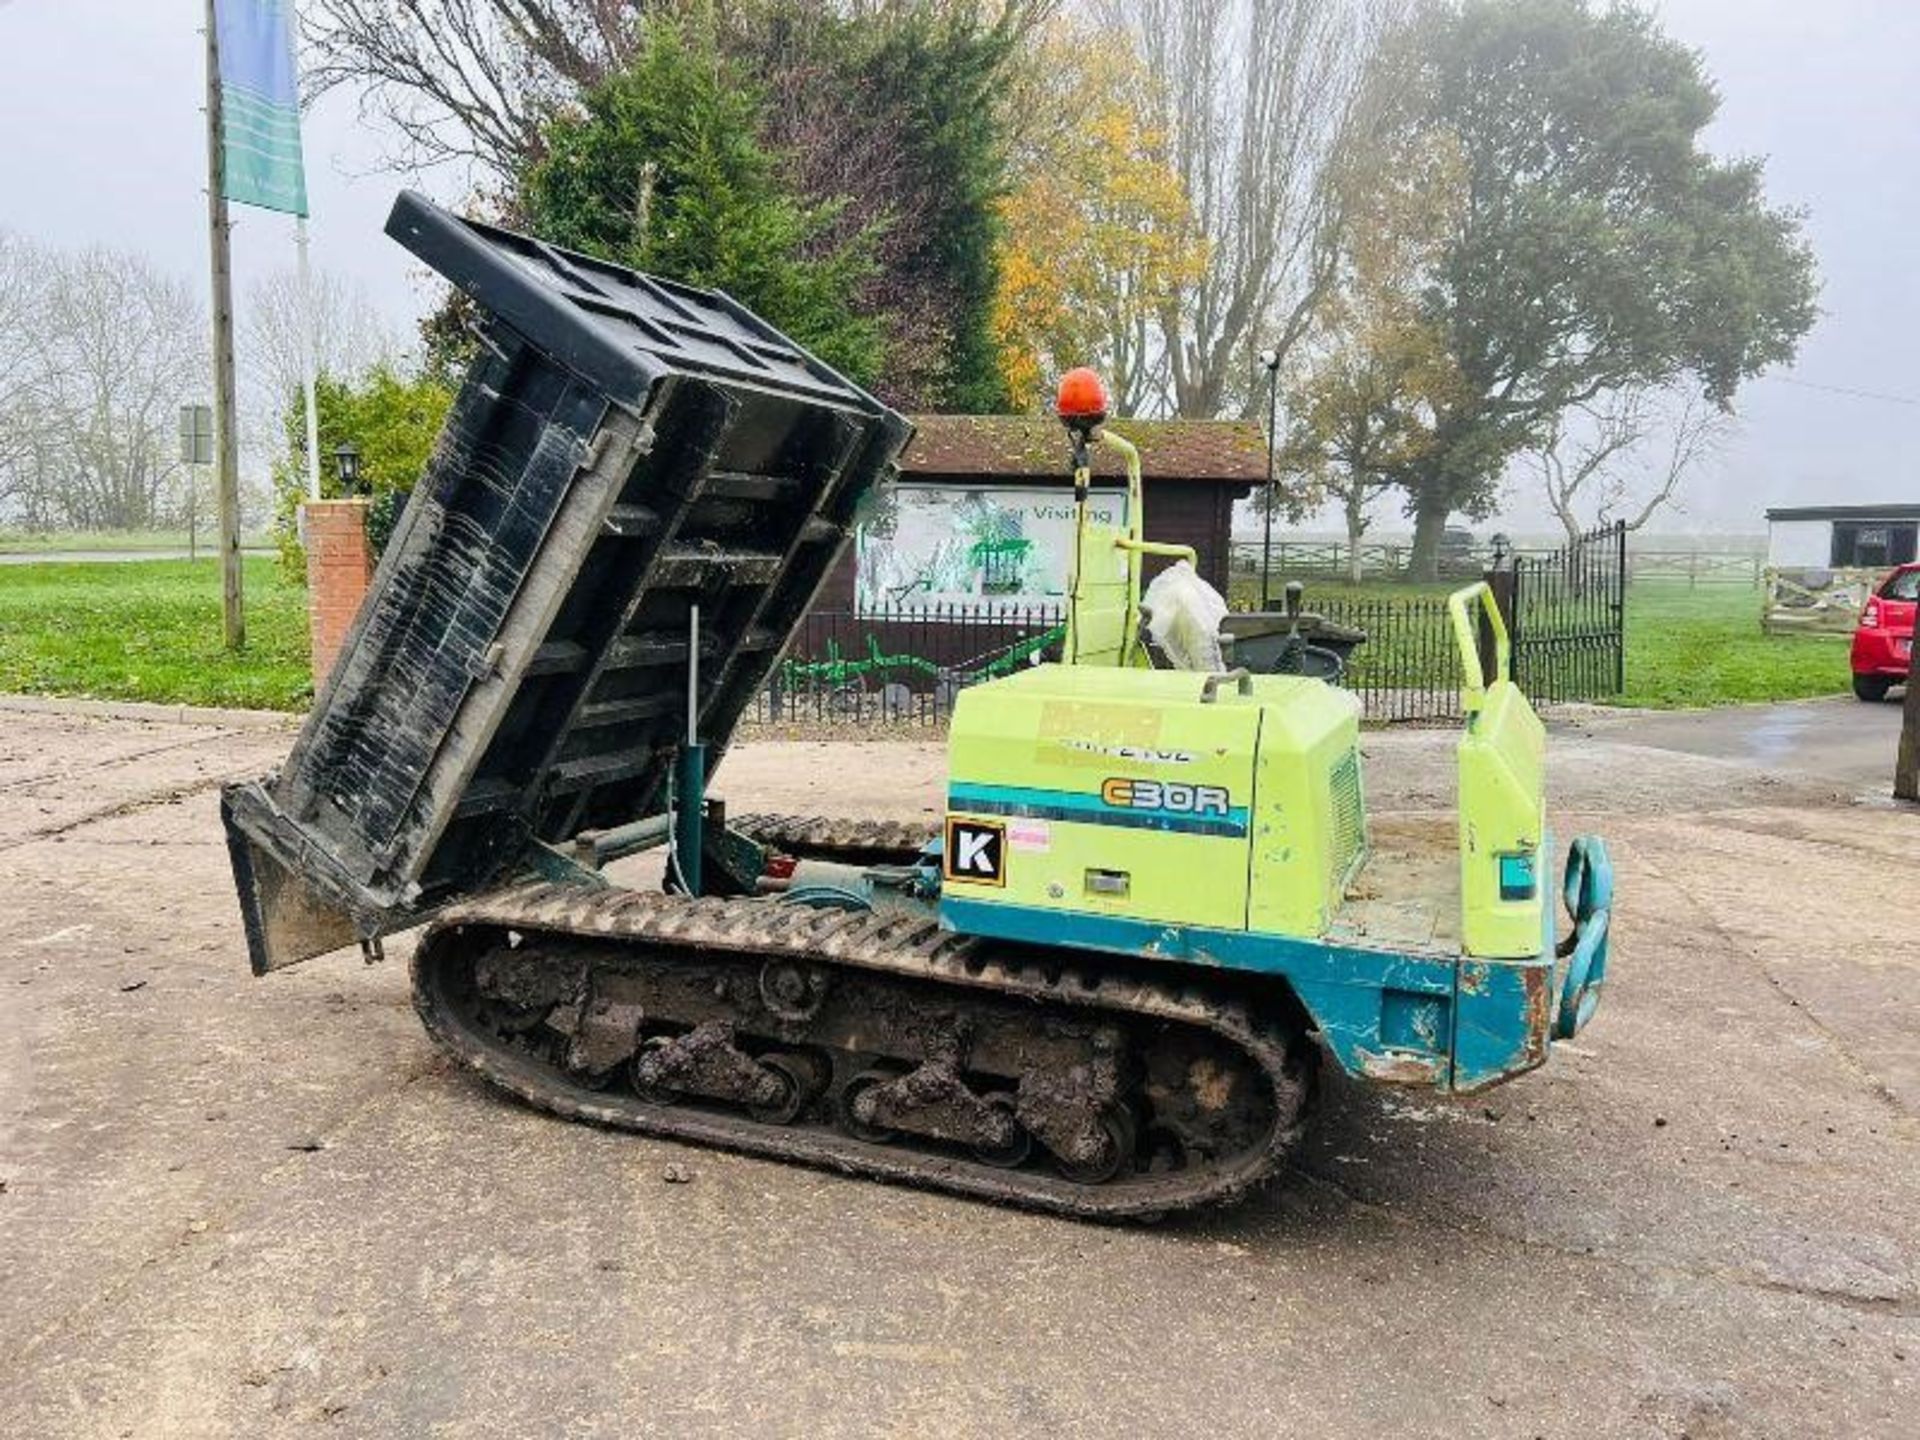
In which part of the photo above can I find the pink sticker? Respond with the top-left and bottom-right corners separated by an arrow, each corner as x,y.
1008,819 -> 1052,853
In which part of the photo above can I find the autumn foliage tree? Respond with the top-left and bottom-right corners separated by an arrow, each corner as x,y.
1103,0 -> 1398,419
1282,320 -> 1467,583
991,25 -> 1205,414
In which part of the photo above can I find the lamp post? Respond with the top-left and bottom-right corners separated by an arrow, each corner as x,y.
333,441 -> 362,495
1259,347 -> 1281,609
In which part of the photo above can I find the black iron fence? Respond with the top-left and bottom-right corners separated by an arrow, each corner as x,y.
1298,593 -> 1474,723
752,596 -> 1477,726
1508,520 -> 1628,704
1244,523 -> 1627,718
754,602 -> 1064,726
753,524 -> 1626,728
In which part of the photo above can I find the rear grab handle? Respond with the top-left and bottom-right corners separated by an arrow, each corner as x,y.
1447,582 -> 1511,709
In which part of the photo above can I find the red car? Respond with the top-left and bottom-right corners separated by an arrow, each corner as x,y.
1851,562 -> 1918,701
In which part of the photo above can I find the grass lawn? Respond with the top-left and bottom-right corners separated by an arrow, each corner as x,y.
0,528 -> 279,555
1618,581 -> 1850,709
1227,573 -> 1460,608
0,558 -> 312,710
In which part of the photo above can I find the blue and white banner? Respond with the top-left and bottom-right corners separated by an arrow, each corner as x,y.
215,0 -> 308,216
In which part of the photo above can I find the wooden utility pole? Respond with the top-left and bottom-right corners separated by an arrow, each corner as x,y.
1897,627 -> 1920,802
204,0 -> 245,650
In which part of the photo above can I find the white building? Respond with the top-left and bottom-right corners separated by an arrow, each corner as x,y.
1763,503 -> 1919,632
1766,504 -> 1919,570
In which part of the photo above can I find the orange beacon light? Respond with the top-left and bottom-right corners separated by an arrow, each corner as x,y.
1055,367 -> 1110,433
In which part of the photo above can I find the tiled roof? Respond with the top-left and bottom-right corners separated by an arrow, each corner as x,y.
902,415 -> 1268,485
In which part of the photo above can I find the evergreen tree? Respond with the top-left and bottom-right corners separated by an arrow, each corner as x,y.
272,364 -> 454,574
853,9 -> 1014,413
732,3 -> 1024,412
522,17 -> 883,384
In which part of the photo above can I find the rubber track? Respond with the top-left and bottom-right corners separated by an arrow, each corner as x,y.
413,882 -> 1308,1219
729,813 -> 937,863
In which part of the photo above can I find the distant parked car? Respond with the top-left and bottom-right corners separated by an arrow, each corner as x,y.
1850,562 -> 1917,701
1438,526 -> 1478,577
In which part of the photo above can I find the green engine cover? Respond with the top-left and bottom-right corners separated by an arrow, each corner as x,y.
941,666 -> 1365,940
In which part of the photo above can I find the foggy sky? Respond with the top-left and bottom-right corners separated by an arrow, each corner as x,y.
0,0 -> 1912,535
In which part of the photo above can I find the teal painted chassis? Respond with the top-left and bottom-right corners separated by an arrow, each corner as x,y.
937,835 -> 1612,1094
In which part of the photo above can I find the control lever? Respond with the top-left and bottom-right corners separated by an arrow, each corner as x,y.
1199,669 -> 1254,703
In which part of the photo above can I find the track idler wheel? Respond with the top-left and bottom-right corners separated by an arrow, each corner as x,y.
1052,1106 -> 1137,1185
840,1067 -> 904,1144
969,1094 -> 1032,1169
750,1051 -> 829,1126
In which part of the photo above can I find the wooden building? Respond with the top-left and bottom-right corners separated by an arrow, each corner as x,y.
811,414 -> 1268,615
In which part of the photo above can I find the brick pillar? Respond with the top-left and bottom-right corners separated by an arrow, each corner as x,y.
302,499 -> 374,683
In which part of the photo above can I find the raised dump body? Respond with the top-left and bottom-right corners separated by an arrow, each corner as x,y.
223,192 -> 911,974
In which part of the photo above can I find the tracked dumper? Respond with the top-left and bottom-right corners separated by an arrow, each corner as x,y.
223,195 -> 1614,1220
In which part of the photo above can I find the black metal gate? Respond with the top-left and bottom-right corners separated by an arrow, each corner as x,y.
1504,520 -> 1627,703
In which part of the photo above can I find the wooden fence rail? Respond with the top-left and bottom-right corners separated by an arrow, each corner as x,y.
1229,540 -> 1763,588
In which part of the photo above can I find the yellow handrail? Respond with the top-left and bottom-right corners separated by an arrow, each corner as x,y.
1063,426 -> 1196,668
1447,581 -> 1510,710
1099,429 -> 1184,668
1115,536 -> 1198,563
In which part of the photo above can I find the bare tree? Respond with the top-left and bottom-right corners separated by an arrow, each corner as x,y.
26,248 -> 208,531
0,232 -> 46,511
303,0 -> 642,177
1533,387 -> 1733,547
0,240 -> 221,533
241,267 -> 397,437
1103,0 -> 1397,419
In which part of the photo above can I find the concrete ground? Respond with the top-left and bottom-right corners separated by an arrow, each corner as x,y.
1,704 -> 1915,1438
1581,693 -> 1911,794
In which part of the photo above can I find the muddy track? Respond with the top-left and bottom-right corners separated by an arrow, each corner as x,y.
728,812 -> 938,866
412,882 -> 1315,1219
